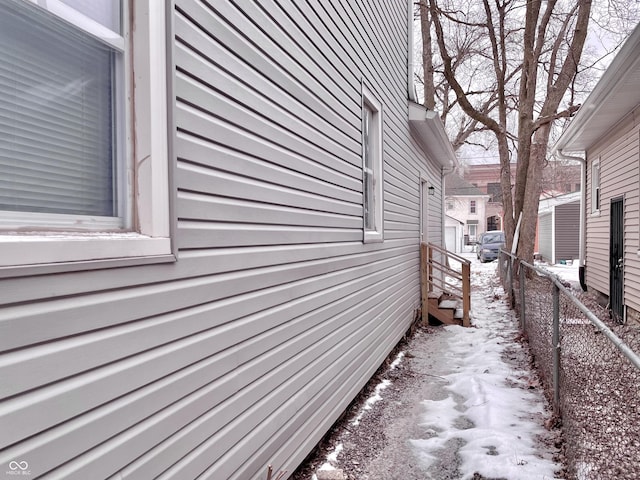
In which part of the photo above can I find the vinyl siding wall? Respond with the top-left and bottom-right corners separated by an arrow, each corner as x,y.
586,110 -> 640,311
0,1 -> 444,479
555,201 -> 580,262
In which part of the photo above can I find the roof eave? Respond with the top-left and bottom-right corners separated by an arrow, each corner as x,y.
555,24 -> 640,153
408,101 -> 457,169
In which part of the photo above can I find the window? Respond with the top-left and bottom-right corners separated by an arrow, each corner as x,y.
446,199 -> 454,211
470,200 -> 477,214
592,158 -> 600,213
468,223 -> 477,241
487,182 -> 502,203
0,0 -> 172,273
362,85 -> 383,243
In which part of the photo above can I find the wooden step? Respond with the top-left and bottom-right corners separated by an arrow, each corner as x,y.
438,299 -> 458,309
427,297 -> 463,326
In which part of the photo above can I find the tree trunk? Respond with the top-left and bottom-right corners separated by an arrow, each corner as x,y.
420,1 -> 436,109
498,138 -> 515,249
516,123 -> 551,262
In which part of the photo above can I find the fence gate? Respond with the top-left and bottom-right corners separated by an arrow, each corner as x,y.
609,197 -> 624,322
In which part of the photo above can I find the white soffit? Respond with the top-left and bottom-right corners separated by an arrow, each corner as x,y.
408,101 -> 457,168
556,24 -> 640,152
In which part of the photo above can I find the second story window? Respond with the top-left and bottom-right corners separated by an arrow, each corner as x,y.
362,85 -> 383,243
592,159 -> 600,212
470,200 -> 477,214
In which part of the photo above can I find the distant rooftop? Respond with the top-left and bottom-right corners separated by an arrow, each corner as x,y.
445,174 -> 487,196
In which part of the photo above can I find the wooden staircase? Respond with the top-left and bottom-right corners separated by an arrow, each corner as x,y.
420,243 -> 471,327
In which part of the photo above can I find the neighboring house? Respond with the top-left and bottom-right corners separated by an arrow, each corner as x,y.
464,162 -> 580,197
464,162 -> 579,232
536,192 -> 581,264
464,163 -> 513,232
0,1 -> 455,479
555,22 -> 640,324
464,163 -> 516,203
541,161 -> 582,195
445,174 -> 491,243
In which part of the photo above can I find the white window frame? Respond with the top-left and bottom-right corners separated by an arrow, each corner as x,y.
468,223 -> 477,240
592,158 -> 601,213
362,85 -> 384,243
469,200 -> 477,214
0,0 -> 173,275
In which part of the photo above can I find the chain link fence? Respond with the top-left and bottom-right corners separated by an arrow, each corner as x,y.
498,251 -> 640,479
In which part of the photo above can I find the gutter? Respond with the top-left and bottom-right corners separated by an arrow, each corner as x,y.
408,102 -> 457,169
555,148 -> 587,291
441,164 -> 457,249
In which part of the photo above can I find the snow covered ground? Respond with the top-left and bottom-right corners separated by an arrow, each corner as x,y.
408,259 -> 560,479
298,257 -> 561,480
535,260 -> 580,289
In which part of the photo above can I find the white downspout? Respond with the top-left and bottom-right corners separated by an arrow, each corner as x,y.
556,148 -> 587,291
442,164 -> 456,249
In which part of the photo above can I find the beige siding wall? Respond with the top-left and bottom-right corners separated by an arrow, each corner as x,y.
586,111 -> 640,311
0,1 -> 446,479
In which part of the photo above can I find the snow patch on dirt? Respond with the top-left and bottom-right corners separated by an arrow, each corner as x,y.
293,257 -> 562,480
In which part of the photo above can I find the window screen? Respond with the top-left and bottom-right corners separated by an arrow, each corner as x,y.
0,0 -> 121,218
363,106 -> 375,230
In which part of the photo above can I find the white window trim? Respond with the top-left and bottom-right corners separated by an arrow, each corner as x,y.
22,0 -> 125,49
362,85 -> 384,244
0,0 -> 173,274
591,158 -> 601,214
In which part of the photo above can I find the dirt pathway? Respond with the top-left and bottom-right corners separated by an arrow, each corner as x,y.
291,261 -> 563,480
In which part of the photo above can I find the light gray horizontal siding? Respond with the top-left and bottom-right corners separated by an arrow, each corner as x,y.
0,1 -> 447,479
2,262 -> 416,478
0,240 -> 417,306
0,247 -> 412,394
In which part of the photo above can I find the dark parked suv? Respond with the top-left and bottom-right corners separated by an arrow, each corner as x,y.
476,231 -> 505,263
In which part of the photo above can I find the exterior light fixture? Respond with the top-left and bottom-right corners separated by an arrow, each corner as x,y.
428,185 -> 435,195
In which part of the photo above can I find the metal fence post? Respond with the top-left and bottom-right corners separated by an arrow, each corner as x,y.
508,256 -> 514,307
462,261 -> 471,328
552,283 -> 560,415
519,261 -> 526,331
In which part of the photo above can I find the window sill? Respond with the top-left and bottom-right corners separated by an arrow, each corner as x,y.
364,230 -> 384,244
0,233 -> 174,278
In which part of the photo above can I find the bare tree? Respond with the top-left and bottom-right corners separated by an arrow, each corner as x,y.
420,0 -> 436,110
417,1 -> 498,153
426,0 -> 593,262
